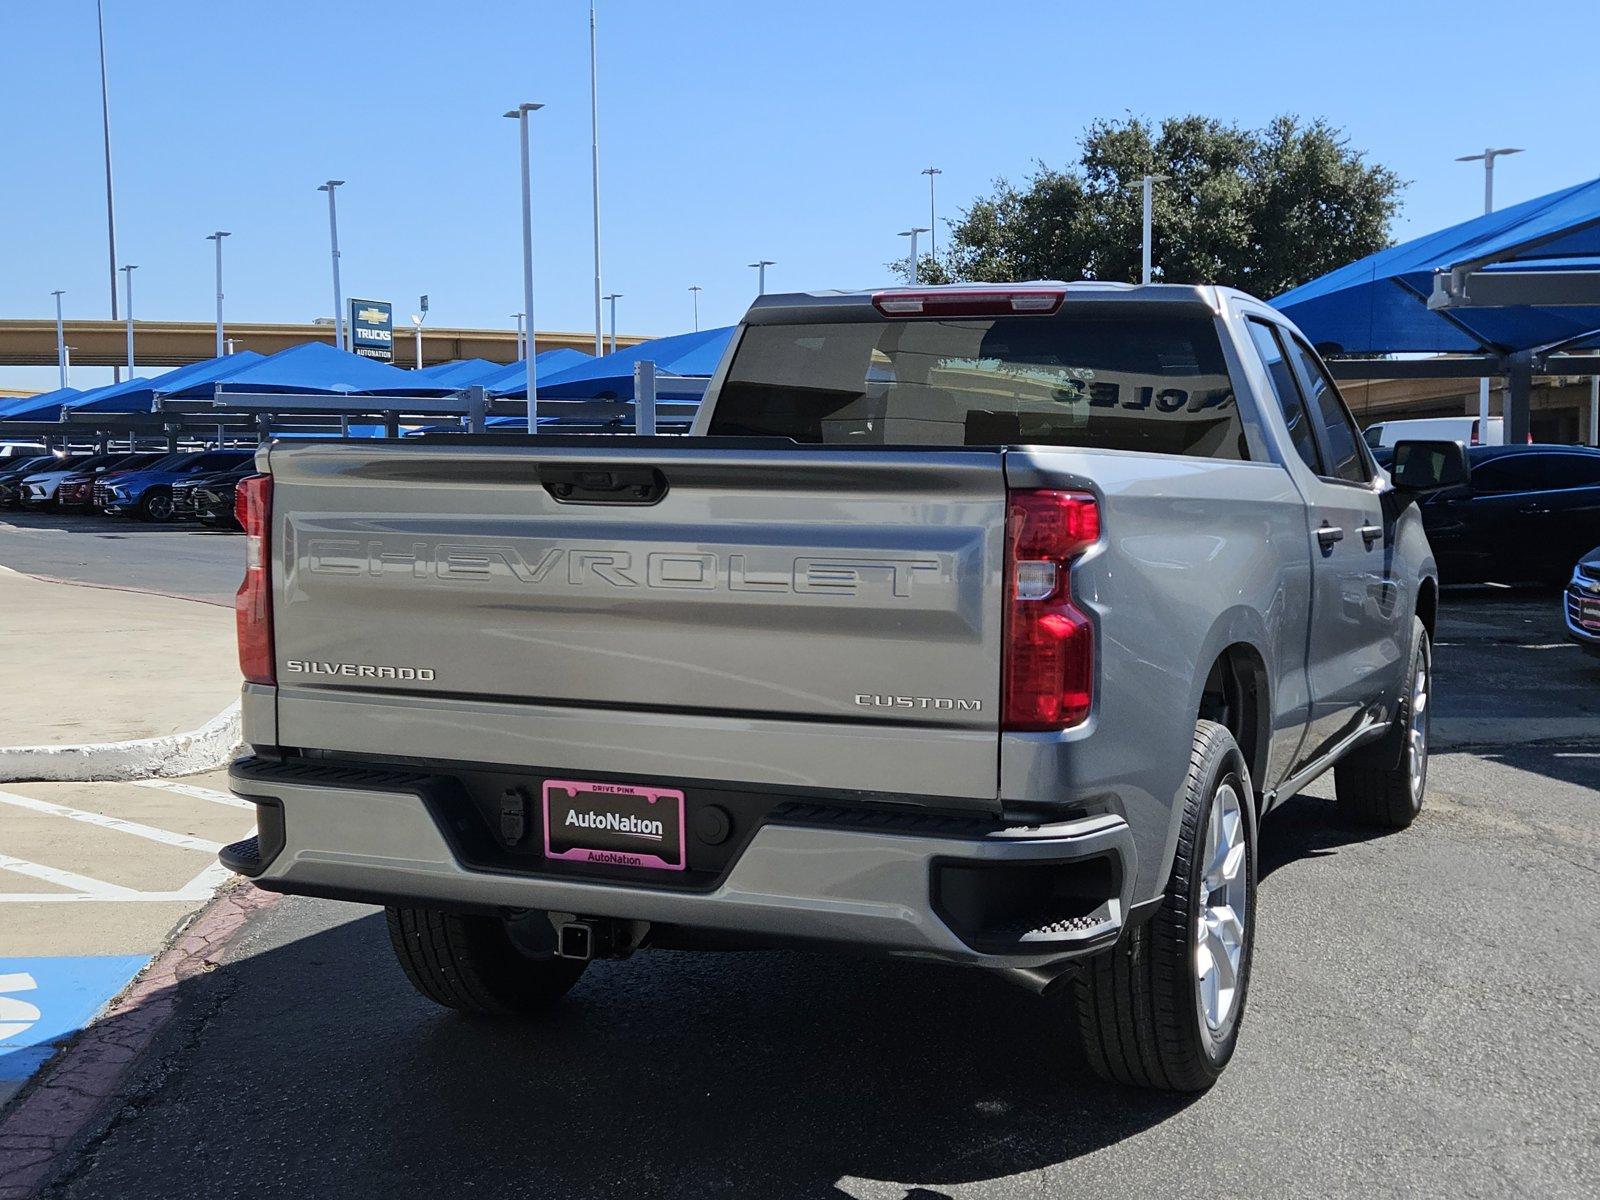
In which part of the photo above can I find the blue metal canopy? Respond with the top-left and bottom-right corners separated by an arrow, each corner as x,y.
0,387 -> 81,420
145,351 -> 267,401
491,328 -> 734,399
212,341 -> 454,396
406,358 -> 505,388
1273,176 -> 1600,355
470,348 -> 594,394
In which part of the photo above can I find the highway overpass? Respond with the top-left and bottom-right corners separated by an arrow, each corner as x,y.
0,320 -> 644,370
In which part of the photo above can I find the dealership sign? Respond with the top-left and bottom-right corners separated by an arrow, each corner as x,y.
348,298 -> 393,361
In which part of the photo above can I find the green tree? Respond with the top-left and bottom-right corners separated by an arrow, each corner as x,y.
909,115 -> 1402,297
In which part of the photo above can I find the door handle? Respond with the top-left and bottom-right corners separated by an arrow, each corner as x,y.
1358,524 -> 1383,547
1317,525 -> 1344,548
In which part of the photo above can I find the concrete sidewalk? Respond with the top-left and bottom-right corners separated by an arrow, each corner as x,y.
0,566 -> 239,748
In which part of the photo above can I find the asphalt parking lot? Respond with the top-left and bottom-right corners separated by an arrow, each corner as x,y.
0,511 -> 242,605
2,521 -> 1597,1199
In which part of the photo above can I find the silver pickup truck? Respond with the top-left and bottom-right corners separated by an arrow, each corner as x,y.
222,282 -> 1442,1091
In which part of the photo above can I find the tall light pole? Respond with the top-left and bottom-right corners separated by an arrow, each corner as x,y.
120,264 -> 137,373
505,103 -> 545,432
1457,147 -> 1524,444
1456,147 -> 1523,215
95,0 -> 121,382
511,312 -> 526,359
604,293 -> 622,354
749,260 -> 775,296
921,167 -> 942,260
206,231 -> 230,357
898,228 -> 928,282
411,293 -> 427,368
689,284 -> 702,331
588,2 -> 604,357
51,291 -> 67,389
318,181 -> 346,349
1126,174 -> 1169,285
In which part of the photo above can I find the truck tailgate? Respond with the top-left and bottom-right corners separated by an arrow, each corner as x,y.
266,440 -> 1007,805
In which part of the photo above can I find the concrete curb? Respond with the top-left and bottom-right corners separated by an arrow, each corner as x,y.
0,702 -> 242,784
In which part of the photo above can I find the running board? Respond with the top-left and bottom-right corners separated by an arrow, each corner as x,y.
1263,713 -> 1387,811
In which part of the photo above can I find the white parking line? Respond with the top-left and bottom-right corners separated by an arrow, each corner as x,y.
131,779 -> 254,810
0,789 -> 224,853
0,857 -> 242,904
0,853 -> 140,899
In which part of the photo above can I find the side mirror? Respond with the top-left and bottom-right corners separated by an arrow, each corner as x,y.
1389,439 -> 1470,492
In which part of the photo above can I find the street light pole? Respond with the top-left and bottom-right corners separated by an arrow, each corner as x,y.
51,291 -> 67,389
511,313 -> 526,360
921,167 -> 942,260
689,285 -> 702,331
1126,174 -> 1170,285
120,264 -> 137,373
317,181 -> 346,349
1456,146 -> 1523,215
898,228 -> 928,282
206,232 -> 230,357
95,0 -> 121,383
604,293 -> 622,354
589,2 -> 604,357
1456,148 -> 1524,444
748,260 -> 774,296
505,103 -> 545,433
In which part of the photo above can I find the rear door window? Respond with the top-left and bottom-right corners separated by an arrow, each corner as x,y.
710,313 -> 1249,459
1282,335 -> 1368,484
1244,319 -> 1322,473
1473,453 -> 1600,492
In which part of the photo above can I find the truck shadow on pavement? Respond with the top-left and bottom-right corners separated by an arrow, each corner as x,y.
49,903 -> 1203,1200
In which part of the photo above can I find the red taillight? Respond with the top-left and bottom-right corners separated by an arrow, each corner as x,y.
872,287 -> 1066,318
1002,488 -> 1099,730
235,473 -> 274,685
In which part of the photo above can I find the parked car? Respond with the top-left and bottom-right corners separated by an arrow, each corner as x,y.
192,464 -> 256,529
0,442 -> 49,460
1565,547 -> 1600,657
1390,442 -> 1600,585
55,452 -> 168,511
0,454 -> 64,505
16,453 -> 128,510
100,449 -> 255,520
1364,415 -> 1503,448
221,282 -> 1443,1093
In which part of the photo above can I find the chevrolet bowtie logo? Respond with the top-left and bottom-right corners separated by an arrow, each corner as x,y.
357,307 -> 387,324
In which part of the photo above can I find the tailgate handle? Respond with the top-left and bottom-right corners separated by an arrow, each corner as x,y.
542,466 -> 668,505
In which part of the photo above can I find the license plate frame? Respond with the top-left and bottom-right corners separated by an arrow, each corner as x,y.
541,778 -> 687,872
1580,598 -> 1600,630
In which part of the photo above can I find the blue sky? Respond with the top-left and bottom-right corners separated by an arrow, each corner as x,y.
2,0 -> 1596,391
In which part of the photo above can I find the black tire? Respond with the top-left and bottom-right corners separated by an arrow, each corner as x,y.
1334,616 -> 1429,829
385,906 -> 587,1016
1074,720 -> 1256,1092
138,488 -> 173,522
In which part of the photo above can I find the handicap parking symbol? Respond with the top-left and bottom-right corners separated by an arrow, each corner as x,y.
0,956 -> 149,1086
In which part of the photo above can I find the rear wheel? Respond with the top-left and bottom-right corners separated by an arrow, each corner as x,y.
1334,616 -> 1429,829
138,488 -> 173,522
1073,720 -> 1255,1091
385,907 -> 587,1016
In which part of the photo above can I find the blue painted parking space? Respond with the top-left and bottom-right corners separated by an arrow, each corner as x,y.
0,955 -> 149,1093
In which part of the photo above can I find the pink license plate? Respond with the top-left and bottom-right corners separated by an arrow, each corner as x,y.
542,779 -> 686,872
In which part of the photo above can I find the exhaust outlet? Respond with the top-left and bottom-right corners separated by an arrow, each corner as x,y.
996,962 -> 1078,996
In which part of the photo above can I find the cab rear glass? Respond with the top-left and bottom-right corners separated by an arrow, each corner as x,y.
709,313 -> 1248,459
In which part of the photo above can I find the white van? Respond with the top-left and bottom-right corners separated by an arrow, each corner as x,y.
1362,416 -> 1502,448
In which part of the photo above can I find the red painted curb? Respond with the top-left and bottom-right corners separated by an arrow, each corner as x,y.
0,884 -> 279,1199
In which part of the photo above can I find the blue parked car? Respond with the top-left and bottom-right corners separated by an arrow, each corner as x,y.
100,449 -> 255,521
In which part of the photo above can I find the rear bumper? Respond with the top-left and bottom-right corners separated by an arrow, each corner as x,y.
226,757 -> 1135,971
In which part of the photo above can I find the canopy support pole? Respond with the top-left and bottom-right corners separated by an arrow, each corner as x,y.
1506,350 -> 1534,443
1590,376 -> 1599,447
385,411 -> 399,439
465,386 -> 486,435
634,360 -> 656,435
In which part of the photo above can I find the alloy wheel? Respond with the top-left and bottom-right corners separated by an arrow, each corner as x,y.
1194,781 -> 1248,1051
